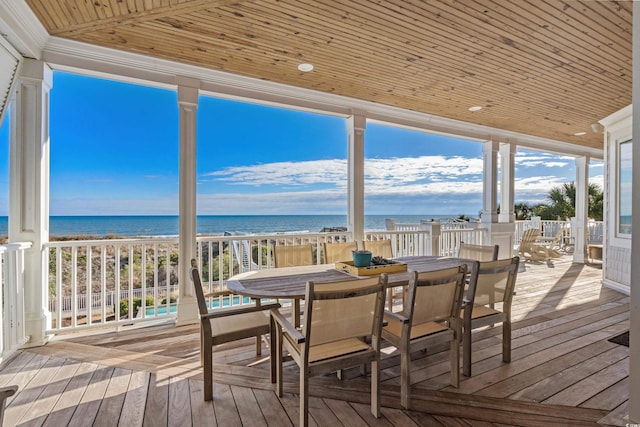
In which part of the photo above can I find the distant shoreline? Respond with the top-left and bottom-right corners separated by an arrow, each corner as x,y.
0,214 -> 469,241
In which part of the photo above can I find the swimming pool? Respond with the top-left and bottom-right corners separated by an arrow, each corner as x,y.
144,295 -> 253,316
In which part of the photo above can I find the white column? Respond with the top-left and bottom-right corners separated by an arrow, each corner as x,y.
572,156 -> 589,264
480,140 -> 499,224
346,113 -> 366,247
176,77 -> 200,326
628,1 -> 640,422
499,142 -> 516,223
481,140 -> 514,258
8,59 -> 52,346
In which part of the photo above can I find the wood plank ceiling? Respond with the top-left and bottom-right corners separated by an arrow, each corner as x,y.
25,0 -> 632,150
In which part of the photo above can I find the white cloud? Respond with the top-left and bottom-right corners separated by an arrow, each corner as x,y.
44,152 -> 600,216
204,156 -> 484,190
515,151 -> 571,169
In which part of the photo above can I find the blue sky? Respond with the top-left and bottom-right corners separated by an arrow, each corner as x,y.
0,71 -> 603,217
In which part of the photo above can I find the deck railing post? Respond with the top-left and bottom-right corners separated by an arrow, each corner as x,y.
419,220 -> 441,256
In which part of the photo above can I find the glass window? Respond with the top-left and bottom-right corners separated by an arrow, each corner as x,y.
617,139 -> 632,236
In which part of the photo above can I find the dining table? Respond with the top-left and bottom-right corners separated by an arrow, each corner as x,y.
226,255 -> 474,325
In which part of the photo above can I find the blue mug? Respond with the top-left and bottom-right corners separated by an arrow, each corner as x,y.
352,250 -> 372,267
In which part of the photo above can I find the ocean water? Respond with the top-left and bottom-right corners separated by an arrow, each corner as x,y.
0,214 -> 459,237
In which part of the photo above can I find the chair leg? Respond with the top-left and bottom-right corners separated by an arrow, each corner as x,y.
503,320 -> 511,363
400,349 -> 411,409
463,325 -> 472,377
256,335 -> 262,356
270,317 -> 277,384
276,329 -> 284,397
203,343 -> 213,401
450,337 -> 460,388
200,328 -> 204,367
300,369 -> 309,427
371,359 -> 380,418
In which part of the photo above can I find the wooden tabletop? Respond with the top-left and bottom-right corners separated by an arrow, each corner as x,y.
227,256 -> 472,299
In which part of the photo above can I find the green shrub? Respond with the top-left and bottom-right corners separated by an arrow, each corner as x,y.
119,296 -> 155,317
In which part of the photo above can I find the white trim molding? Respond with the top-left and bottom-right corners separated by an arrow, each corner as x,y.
0,0 -> 48,59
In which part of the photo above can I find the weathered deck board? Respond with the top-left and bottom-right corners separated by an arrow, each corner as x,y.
0,256 -> 629,426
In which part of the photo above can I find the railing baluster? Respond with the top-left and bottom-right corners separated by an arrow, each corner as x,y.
86,245 -> 92,326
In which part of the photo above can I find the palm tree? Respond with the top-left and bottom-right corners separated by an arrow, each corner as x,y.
534,182 -> 603,220
513,202 -> 535,220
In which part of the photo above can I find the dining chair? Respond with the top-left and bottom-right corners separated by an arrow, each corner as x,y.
461,257 -> 520,377
364,239 -> 399,310
382,265 -> 467,409
323,241 -> 357,264
190,259 -> 280,401
456,241 -> 499,261
271,274 -> 387,427
273,244 -> 314,267
364,239 -> 393,258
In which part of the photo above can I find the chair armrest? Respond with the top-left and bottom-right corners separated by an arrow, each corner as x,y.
384,309 -> 409,324
0,385 -> 17,399
271,309 -> 305,344
201,302 -> 281,320
203,290 -> 233,298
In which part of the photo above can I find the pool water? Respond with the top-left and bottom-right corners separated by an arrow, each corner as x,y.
144,295 -> 253,316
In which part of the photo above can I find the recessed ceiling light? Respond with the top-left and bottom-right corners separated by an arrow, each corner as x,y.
297,63 -> 314,72
468,106 -> 483,112
574,131 -> 587,136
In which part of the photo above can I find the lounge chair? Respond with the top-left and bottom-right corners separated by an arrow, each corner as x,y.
517,228 -> 555,262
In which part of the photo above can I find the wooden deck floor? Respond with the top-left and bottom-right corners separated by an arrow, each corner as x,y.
0,255 -> 629,426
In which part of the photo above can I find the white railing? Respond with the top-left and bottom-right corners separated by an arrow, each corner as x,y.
40,221 -> 570,334
0,242 -> 31,361
45,229 -> 447,333
45,237 -> 179,333
514,219 -> 604,246
439,227 -> 488,257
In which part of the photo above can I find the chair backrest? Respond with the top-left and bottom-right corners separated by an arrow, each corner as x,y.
303,275 -> 387,347
273,244 -> 314,267
550,228 -> 564,246
406,266 -> 467,326
519,228 -> 541,250
466,257 -> 519,308
364,240 -> 393,258
456,242 -> 499,261
190,259 -> 209,316
323,241 -> 358,264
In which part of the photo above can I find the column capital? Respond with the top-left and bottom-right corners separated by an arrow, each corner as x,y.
19,58 -> 53,88
177,76 -> 200,107
346,112 -> 366,132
